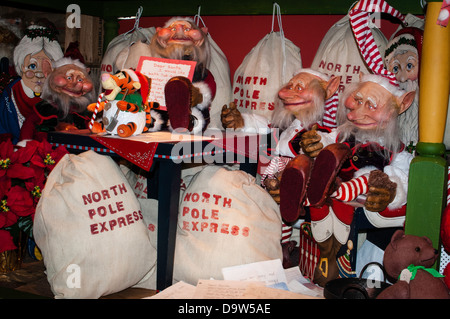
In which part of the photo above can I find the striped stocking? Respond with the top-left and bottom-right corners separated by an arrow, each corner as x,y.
331,174 -> 369,202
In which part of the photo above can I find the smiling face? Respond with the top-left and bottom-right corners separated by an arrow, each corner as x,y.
21,50 -> 51,96
155,20 -> 205,49
343,81 -> 398,130
49,64 -> 93,98
278,73 -> 327,116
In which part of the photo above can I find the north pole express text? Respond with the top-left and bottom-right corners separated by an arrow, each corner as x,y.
82,183 -> 143,235
181,191 -> 250,237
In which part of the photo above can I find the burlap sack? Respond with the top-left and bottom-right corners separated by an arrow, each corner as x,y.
310,15 -> 387,99
173,165 -> 283,285
33,151 -> 156,298
231,4 -> 302,122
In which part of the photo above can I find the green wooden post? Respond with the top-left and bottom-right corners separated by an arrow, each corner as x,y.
405,1 -> 450,270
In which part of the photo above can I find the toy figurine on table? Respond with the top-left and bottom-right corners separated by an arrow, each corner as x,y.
87,68 -> 156,138
0,25 -> 64,144
19,57 -> 96,142
113,17 -> 216,134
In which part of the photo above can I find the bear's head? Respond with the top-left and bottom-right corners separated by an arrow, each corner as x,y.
383,229 -> 439,281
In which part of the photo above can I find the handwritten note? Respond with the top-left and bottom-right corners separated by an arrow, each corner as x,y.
221,259 -> 287,286
137,56 -> 196,108
192,280 -> 264,299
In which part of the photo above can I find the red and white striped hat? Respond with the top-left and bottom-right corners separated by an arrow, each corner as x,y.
349,0 -> 406,96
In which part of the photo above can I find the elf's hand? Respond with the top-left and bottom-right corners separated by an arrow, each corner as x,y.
300,124 -> 323,158
191,85 -> 203,106
365,170 -> 397,212
264,173 -> 282,204
221,102 -> 244,129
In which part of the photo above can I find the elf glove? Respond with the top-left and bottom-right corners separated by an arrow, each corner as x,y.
365,170 -> 397,212
300,124 -> 323,157
221,102 -> 244,129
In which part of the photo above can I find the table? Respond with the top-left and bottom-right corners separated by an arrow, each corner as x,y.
47,130 -> 272,290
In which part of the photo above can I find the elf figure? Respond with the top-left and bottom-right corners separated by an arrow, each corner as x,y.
278,0 -> 416,286
221,68 -> 341,266
20,57 -> 96,142
0,25 -> 63,144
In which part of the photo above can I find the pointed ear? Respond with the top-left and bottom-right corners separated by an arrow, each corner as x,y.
325,75 -> 341,99
42,59 -> 53,78
396,90 -> 416,114
359,72 -> 365,82
201,26 -> 208,35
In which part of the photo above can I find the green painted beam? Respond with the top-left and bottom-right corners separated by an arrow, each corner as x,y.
405,143 -> 447,259
3,0 -> 425,18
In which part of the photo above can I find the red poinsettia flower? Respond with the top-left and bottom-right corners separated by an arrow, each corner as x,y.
25,170 -> 46,204
0,229 -> 17,253
0,203 -> 19,228
0,175 -> 11,199
4,185 -> 35,218
0,138 -> 15,178
0,139 -> 37,180
31,140 -> 68,172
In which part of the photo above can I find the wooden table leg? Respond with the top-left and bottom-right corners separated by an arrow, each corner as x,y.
155,160 -> 182,291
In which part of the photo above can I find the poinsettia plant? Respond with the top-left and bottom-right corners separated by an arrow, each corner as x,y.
0,134 -> 68,254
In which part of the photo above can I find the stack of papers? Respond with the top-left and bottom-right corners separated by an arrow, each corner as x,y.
147,259 -> 323,299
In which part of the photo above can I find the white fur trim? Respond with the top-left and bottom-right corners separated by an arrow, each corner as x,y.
386,174 -> 407,210
163,17 -> 196,28
147,110 -> 165,132
167,107 -> 205,134
353,166 -> 377,179
53,57 -> 86,69
190,107 -> 205,134
360,74 -> 404,97
294,68 -> 330,81
193,81 -> 212,110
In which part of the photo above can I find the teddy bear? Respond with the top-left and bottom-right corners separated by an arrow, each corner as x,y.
376,229 -> 450,299
87,69 -> 158,138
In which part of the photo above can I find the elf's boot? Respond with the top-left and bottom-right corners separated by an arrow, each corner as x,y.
307,143 -> 351,208
279,154 -> 313,223
164,76 -> 202,132
313,235 -> 342,287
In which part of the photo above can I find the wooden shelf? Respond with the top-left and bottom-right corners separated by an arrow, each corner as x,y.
3,0 -> 425,18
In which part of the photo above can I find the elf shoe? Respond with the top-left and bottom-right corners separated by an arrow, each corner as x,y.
307,143 -> 351,207
279,154 -> 313,223
164,76 -> 196,132
313,235 -> 342,287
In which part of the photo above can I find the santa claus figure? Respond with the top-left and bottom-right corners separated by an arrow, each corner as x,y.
0,25 -> 63,144
114,17 -> 216,134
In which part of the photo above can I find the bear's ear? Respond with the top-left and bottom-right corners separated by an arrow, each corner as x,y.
389,229 -> 405,250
